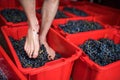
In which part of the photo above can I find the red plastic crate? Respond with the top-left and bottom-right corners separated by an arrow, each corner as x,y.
0,8 -> 28,27
85,6 -> 115,16
70,1 -> 120,16
69,1 -> 88,6
79,1 -> 120,13
71,28 -> 120,80
81,3 -> 120,26
0,0 -> 20,8
52,17 -> 110,40
1,25 -> 81,80
0,0 -> 40,8
65,1 -> 101,16
94,14 -> 120,26
85,2 -> 120,14
113,26 -> 120,31
117,16 -> 120,26
0,46 -> 27,80
74,4 -> 114,16
59,0 -> 71,6
36,0 -> 43,8
59,5 -> 92,17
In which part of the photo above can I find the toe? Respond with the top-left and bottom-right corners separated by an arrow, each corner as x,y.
29,45 -> 34,58
26,47 -> 31,58
32,51 -> 39,58
49,48 -> 55,60
24,41 -> 27,53
32,45 -> 39,58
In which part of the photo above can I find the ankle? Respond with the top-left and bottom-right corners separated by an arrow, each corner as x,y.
28,24 -> 39,32
40,39 -> 46,44
28,19 -> 39,30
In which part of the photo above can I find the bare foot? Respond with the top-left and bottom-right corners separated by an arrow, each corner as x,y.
40,40 -> 55,60
24,24 -> 40,58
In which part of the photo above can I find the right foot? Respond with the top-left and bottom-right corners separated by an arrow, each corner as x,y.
39,39 -> 55,60
24,24 -> 40,58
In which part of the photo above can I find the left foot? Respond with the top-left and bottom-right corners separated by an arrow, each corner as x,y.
24,23 -> 40,58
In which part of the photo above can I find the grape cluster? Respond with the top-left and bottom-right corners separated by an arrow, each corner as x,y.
55,10 -> 68,19
63,7 -> 88,17
9,37 -> 61,68
80,38 -> 120,66
59,20 -> 103,34
0,69 -> 7,80
0,9 -> 27,23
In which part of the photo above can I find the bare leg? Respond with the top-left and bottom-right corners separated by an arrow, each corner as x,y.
19,0 -> 40,58
40,0 -> 59,60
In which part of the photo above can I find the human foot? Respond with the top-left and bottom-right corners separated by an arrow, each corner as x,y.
40,40 -> 55,60
24,24 -> 40,58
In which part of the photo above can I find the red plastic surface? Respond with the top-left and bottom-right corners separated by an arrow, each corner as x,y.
0,0 -> 20,8
64,1 -> 111,16
1,25 -> 81,80
95,14 -> 120,26
85,1 -> 120,14
52,17 -> 110,39
70,1 -> 120,14
69,2 -> 115,16
84,5 -> 114,16
113,26 -> 120,30
70,1 -> 88,6
59,0 -> 71,6
0,46 -> 27,80
71,29 -> 120,80
36,0 -> 43,8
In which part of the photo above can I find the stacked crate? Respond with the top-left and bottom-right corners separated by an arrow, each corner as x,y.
0,1 -> 120,80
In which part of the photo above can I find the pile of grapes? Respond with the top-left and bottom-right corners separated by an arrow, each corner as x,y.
9,37 -> 61,68
0,9 -> 27,23
80,38 -> 120,66
59,20 -> 103,34
0,69 -> 7,80
63,7 -> 88,17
